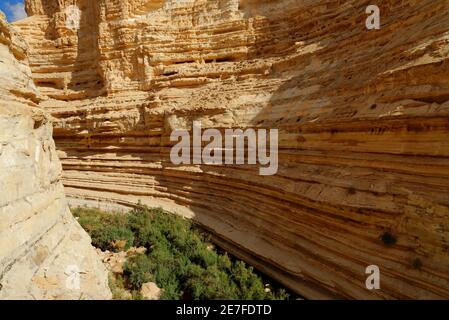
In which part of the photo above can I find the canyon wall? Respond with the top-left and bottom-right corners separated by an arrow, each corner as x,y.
0,13 -> 110,299
15,0 -> 449,299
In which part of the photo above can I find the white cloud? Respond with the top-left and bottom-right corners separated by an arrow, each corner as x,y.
6,2 -> 27,22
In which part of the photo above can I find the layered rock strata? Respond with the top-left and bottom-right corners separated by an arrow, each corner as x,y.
0,13 -> 110,300
15,0 -> 449,299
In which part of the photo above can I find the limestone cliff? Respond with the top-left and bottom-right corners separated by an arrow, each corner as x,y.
14,0 -> 449,299
0,12 -> 110,300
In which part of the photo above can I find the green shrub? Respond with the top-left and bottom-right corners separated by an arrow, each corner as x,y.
124,254 -> 153,289
231,261 -> 266,300
92,226 -> 134,251
184,264 -> 238,300
72,205 -> 290,300
73,207 -> 134,252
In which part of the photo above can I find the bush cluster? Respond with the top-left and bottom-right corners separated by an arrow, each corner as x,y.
72,206 -> 289,300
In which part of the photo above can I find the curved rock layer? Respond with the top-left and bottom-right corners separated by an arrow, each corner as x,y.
15,0 -> 449,299
0,13 -> 110,300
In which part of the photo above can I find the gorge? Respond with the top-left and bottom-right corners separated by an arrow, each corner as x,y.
1,0 -> 449,300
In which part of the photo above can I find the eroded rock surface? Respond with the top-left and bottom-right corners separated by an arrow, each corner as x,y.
0,13 -> 111,300
13,0 -> 449,299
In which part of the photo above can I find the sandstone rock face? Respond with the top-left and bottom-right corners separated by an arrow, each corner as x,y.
0,13 -> 111,300
15,0 -> 449,299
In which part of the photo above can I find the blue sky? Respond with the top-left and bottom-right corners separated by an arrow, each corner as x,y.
1,0 -> 26,22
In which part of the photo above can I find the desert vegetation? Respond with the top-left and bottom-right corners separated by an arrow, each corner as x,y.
72,206 -> 289,300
